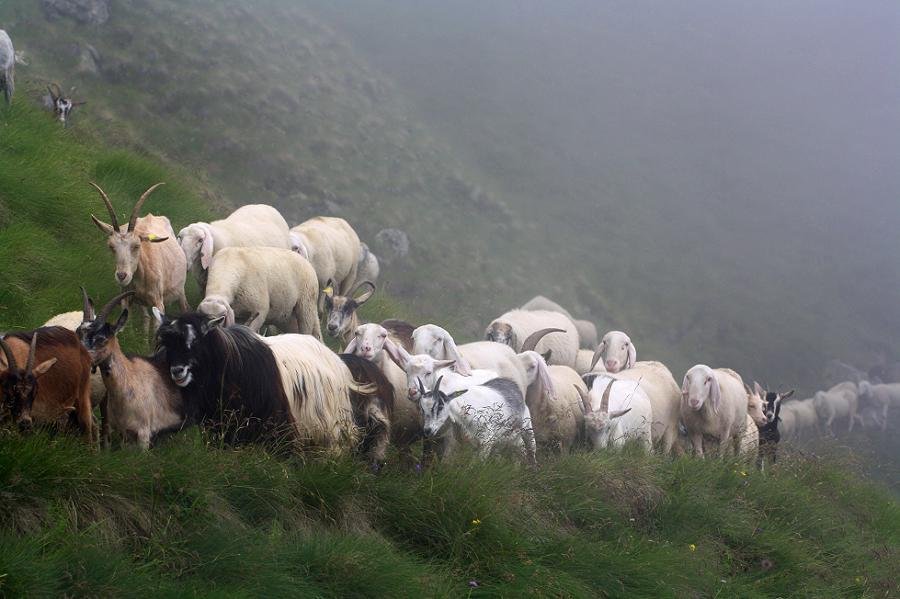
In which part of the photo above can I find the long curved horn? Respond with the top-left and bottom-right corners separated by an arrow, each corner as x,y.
90,182 -> 119,231
81,286 -> 94,322
25,334 -> 38,373
0,337 -> 17,371
575,384 -> 591,414
599,378 -> 615,414
521,327 -> 565,352
97,291 -> 136,324
128,182 -> 165,232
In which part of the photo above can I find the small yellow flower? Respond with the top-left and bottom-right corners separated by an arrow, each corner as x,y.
740,471 -> 748,477
855,576 -> 863,583
471,518 -> 481,526
689,544 -> 696,552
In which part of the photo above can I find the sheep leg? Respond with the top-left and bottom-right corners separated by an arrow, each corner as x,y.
690,433 -> 704,458
847,406 -> 857,433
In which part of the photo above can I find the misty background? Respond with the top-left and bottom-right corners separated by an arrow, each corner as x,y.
3,0 -> 899,395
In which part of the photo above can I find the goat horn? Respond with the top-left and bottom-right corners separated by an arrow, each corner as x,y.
25,333 -> 38,373
80,286 -> 94,322
351,280 -> 376,297
0,336 -> 17,371
600,378 -> 615,414
521,327 -> 565,352
90,182 -> 120,231
128,182 -> 165,232
575,384 -> 591,414
97,290 -> 136,324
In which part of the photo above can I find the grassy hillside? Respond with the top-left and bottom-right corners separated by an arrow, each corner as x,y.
1,431 -> 897,597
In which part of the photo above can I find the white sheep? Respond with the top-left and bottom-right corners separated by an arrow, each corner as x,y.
411,324 -> 529,399
517,351 -> 585,452
197,247 -> 321,338
0,30 -> 13,105
590,330 -> 637,374
356,242 -> 380,287
680,365 -> 749,457
415,374 -> 536,464
858,381 -> 900,431
520,295 -> 597,348
778,398 -> 819,440
574,349 -> 604,375
813,381 -> 859,433
290,216 -> 361,295
576,373 -> 653,451
344,323 -> 427,466
485,309 -> 579,368
89,182 -> 189,337
178,204 -> 291,290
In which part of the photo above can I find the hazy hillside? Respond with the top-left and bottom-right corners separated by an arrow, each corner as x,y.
2,0 -> 899,392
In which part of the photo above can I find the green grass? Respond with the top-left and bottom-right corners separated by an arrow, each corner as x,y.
0,431 -> 897,597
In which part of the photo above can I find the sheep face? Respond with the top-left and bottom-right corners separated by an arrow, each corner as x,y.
347,324 -> 388,360
178,224 -> 213,271
682,365 -> 719,412
485,322 -> 516,347
405,355 -> 455,401
412,325 -> 446,357
595,331 -> 635,373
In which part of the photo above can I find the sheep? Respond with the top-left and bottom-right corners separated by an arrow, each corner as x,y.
415,374 -> 536,464
575,373 -> 653,451
89,182 -> 189,337
45,83 -> 86,127
574,349 -> 603,375
344,323 -> 427,467
520,295 -> 597,348
322,280 -> 376,342
858,381 -> 900,432
0,29 -> 13,105
178,204 -> 291,291
485,309 -> 579,368
290,216 -> 361,295
356,242 -> 380,286
197,247 -> 321,339
590,330 -> 636,374
813,381 -> 859,433
0,327 -> 93,443
516,350 -> 585,452
778,397 -> 819,440
412,324 -> 531,398
587,361 -> 681,455
78,290 -> 184,449
680,365 -> 749,458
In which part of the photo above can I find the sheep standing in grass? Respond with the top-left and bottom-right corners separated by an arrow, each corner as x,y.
778,397 -> 818,440
680,365 -> 749,457
197,247 -> 321,338
178,204 -> 291,291
576,373 -> 653,451
0,30 -> 14,105
485,309 -> 579,368
517,350 -> 585,452
290,216 -> 361,295
858,381 -> 900,432
813,381 -> 859,433
90,182 -> 188,337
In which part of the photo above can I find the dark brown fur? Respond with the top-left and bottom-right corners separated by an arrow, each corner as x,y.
340,353 -> 393,470
381,319 -> 416,352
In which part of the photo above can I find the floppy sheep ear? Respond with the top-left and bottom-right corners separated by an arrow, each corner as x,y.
343,337 -> 359,355
609,407 -> 632,420
537,358 -> 557,401
681,375 -> 690,398
626,341 -> 636,369
33,358 -> 58,377
710,376 -> 722,414
382,338 -> 409,370
200,229 -> 214,270
225,304 -> 236,327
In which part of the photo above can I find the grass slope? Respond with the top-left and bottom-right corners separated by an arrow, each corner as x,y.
0,431 -> 897,597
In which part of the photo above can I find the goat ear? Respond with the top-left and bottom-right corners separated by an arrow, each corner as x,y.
200,229 -> 214,270
681,374 -> 690,398
781,389 -> 795,400
626,341 -> 636,369
225,304 -> 236,327
609,407 -> 632,420
753,381 -> 764,396
382,338 -> 409,370
32,358 -> 58,377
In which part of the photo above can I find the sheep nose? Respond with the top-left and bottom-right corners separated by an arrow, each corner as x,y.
605,359 -> 619,371
689,399 -> 700,409
408,388 -> 418,399
116,272 -> 127,282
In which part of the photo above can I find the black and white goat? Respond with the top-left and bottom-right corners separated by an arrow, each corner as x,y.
46,83 -> 86,127
754,382 -> 794,470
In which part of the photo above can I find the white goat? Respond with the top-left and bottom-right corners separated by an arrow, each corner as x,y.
344,323 -> 426,465
738,414 -> 759,460
485,309 -> 579,368
89,182 -> 188,336
0,30 -> 14,105
290,216 -> 361,294
197,247 -> 321,338
814,381 -> 859,433
520,295 -> 597,348
590,330 -> 637,374
179,204 -> 291,290
680,365 -> 749,457
411,324 -> 530,398
858,381 -> 900,431
517,351 -> 585,452
356,242 -> 380,286
415,374 -> 536,464
577,373 -> 653,451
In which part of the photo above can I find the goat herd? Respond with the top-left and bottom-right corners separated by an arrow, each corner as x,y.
5,181 -> 897,472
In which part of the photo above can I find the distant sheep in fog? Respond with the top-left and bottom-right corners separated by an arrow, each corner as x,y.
813,381 -> 859,433
857,380 -> 900,432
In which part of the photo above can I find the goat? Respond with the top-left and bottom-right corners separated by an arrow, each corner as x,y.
0,327 -> 92,442
517,350 -> 585,452
576,374 -> 653,451
340,352 -> 393,470
322,280 -> 375,341
752,383 -> 794,470
90,182 -> 189,336
78,289 -> 184,449
0,30 -> 13,105
46,83 -> 86,127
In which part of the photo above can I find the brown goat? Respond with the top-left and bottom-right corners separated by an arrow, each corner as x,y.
0,326 -> 93,442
